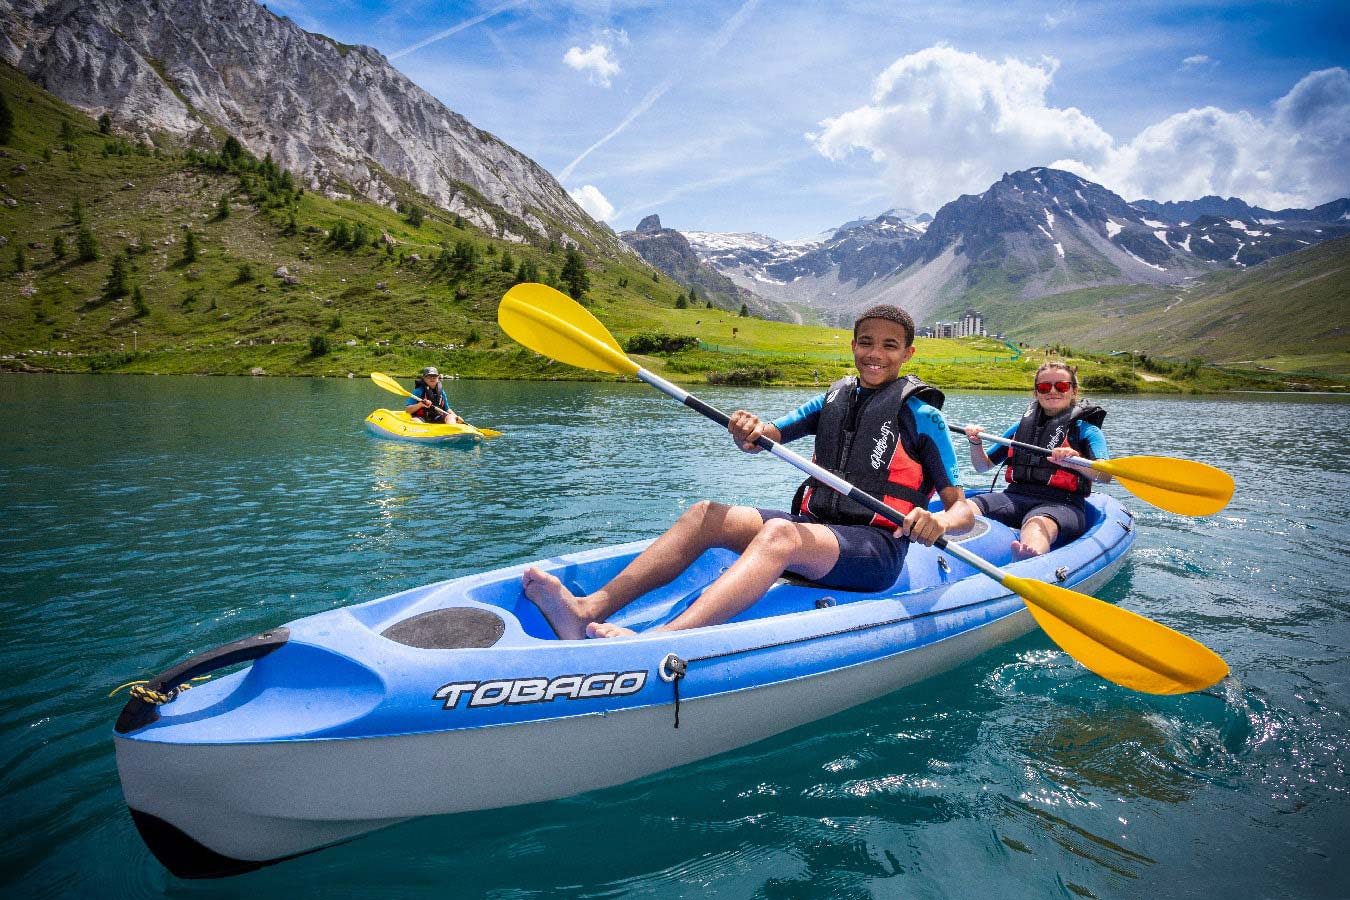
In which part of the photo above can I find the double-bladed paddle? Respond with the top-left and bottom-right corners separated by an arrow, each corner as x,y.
369,372 -> 502,438
498,282 -> 1228,695
951,424 -> 1234,516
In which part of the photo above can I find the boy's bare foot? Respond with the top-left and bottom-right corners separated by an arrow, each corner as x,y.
1011,540 -> 1044,560
586,621 -> 637,639
522,567 -> 591,640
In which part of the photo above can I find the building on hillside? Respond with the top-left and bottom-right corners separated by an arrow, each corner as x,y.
959,308 -> 986,337
928,309 -> 988,339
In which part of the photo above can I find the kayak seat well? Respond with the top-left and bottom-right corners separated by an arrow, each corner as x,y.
380,607 -> 507,649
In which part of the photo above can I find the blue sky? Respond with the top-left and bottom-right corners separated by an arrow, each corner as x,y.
267,0 -> 1349,239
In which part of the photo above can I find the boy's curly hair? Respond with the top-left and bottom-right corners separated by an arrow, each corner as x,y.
853,304 -> 916,347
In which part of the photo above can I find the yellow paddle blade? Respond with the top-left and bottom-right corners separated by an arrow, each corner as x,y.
1094,456 -> 1235,516
473,427 -> 504,439
371,371 -> 413,399
1005,575 -> 1228,694
499,283 -> 636,377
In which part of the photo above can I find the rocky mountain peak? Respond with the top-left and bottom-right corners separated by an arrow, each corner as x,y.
635,214 -> 664,233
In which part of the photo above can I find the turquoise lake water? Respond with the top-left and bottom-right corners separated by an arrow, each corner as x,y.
2,374 -> 1348,898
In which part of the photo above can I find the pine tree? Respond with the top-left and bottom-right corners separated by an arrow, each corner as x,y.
182,229 -> 198,264
60,119 -> 76,151
405,204 -> 424,227
739,303 -> 749,317
215,193 -> 230,220
98,113 -> 113,135
76,227 -> 98,262
71,196 -> 84,225
452,239 -> 476,274
560,248 -> 589,299
12,244 -> 25,273
500,250 -> 514,273
132,285 -> 148,317
103,253 -> 130,299
51,234 -> 66,261
0,93 -> 13,146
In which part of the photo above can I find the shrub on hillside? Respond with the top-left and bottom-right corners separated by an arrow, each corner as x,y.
308,334 -> 330,357
626,332 -> 698,355
705,367 -> 781,385
1080,372 -> 1138,393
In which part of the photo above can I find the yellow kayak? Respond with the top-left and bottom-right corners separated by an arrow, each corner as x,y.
363,409 -> 485,444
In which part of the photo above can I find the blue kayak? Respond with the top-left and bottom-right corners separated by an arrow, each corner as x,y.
114,491 -> 1135,877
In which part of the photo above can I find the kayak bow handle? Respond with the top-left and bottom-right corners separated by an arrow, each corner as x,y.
114,628 -> 291,734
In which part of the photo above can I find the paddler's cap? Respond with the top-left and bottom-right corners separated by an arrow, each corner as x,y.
421,366 -> 440,377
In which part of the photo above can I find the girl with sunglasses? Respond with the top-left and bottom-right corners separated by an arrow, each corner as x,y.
962,362 -> 1111,559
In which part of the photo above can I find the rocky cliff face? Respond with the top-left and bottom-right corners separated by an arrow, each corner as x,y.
0,0 -> 626,254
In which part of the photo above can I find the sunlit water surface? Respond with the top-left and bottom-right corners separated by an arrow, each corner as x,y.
1,375 -> 1347,898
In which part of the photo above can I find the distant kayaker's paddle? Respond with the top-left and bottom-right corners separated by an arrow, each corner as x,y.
498,283 -> 1228,695
950,424 -> 1234,516
369,372 -> 502,438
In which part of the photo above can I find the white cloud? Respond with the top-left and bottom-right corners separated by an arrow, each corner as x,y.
813,46 -> 1349,211
1042,2 -> 1077,29
569,184 -> 615,221
564,43 -> 621,87
1056,67 -> 1350,207
810,45 -> 1113,212
1182,54 -> 1214,68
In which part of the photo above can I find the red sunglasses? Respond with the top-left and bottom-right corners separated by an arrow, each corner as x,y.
1035,380 -> 1074,394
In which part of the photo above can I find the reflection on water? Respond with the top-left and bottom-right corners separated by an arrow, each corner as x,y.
0,375 -> 1348,898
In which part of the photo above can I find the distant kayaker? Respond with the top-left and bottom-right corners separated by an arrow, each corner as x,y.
522,304 -> 972,639
961,362 -> 1112,559
407,367 -> 464,424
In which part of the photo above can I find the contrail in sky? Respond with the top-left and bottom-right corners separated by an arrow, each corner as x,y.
559,0 -> 763,183
389,0 -> 525,61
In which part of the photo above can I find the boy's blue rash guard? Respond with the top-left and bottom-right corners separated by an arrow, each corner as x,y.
985,421 -> 1110,466
772,388 -> 964,490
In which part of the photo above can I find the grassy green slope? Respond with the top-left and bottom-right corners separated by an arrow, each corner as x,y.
944,239 -> 1349,376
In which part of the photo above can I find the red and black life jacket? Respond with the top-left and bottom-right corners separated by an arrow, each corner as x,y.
794,374 -> 945,529
1005,401 -> 1106,498
410,378 -> 449,423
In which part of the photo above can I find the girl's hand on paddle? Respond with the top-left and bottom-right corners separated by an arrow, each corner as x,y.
898,506 -> 946,546
727,410 -> 767,453
963,424 -> 985,444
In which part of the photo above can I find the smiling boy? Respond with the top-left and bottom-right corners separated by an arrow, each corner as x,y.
522,304 -> 971,639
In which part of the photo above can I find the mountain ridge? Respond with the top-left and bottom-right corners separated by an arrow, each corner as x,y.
684,167 -> 1350,329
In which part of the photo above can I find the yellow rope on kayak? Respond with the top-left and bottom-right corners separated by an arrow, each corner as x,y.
108,676 -> 211,700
